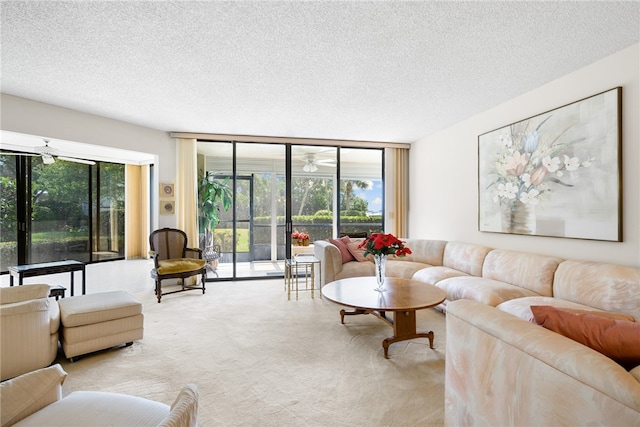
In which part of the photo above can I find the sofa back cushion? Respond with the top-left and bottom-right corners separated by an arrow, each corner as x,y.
553,260 -> 640,319
443,242 -> 492,276
397,239 -> 446,266
482,250 -> 562,297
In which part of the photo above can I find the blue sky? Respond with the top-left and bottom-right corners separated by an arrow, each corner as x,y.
356,179 -> 383,214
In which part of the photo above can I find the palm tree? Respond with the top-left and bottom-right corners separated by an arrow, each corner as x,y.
341,179 -> 370,212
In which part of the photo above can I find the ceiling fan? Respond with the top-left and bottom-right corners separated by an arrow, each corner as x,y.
0,139 -> 96,165
300,152 -> 337,173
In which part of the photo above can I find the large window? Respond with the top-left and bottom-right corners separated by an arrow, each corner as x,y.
0,153 -> 125,272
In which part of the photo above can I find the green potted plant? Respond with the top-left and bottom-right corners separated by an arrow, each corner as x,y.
198,172 -> 232,264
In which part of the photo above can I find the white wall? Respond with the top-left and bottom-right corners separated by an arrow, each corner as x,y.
409,43 -> 640,267
0,94 -> 177,229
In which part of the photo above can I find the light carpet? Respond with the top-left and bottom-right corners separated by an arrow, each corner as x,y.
57,279 -> 446,426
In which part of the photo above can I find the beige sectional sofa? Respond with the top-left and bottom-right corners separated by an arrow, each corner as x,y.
315,239 -> 565,309
315,238 -> 640,424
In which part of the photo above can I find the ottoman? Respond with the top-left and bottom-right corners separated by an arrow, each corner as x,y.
58,291 -> 143,361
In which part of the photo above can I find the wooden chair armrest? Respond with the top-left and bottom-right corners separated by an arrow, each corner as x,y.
185,248 -> 203,259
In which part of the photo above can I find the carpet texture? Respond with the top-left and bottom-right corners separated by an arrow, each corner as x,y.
58,280 -> 446,426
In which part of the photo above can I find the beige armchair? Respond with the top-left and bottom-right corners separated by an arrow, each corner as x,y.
0,284 -> 59,381
0,364 -> 199,426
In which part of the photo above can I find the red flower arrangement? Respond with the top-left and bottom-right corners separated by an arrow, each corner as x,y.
291,231 -> 310,240
358,233 -> 412,257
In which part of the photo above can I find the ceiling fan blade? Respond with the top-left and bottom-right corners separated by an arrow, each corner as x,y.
0,151 -> 38,156
58,156 -> 96,165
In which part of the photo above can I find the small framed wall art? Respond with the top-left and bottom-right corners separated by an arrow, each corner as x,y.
478,87 -> 622,241
160,183 -> 175,198
160,200 -> 175,215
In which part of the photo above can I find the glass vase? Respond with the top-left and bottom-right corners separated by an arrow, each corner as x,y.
373,254 -> 387,292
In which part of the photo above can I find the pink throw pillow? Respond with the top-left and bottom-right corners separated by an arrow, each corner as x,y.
346,239 -> 373,262
530,306 -> 635,324
531,305 -> 640,370
328,237 -> 355,264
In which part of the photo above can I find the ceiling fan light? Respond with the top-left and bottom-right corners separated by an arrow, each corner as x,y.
42,154 -> 55,164
303,161 -> 317,172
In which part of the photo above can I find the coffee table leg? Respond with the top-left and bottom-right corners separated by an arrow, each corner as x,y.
382,310 -> 436,359
339,308 -> 370,324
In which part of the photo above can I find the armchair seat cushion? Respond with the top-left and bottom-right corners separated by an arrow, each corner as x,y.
13,391 -> 169,426
157,259 -> 206,275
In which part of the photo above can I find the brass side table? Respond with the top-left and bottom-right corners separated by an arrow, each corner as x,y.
285,255 -> 321,300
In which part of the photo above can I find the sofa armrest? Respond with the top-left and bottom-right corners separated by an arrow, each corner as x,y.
313,240 -> 343,286
0,364 -> 67,427
158,384 -> 199,427
1,298 -> 55,381
445,300 -> 640,426
0,285 -> 51,305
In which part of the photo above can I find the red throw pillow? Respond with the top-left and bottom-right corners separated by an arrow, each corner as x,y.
531,305 -> 640,370
328,237 -> 355,264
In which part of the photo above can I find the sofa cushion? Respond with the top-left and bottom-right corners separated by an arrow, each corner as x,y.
552,260 -> 640,319
13,391 -> 169,426
482,250 -> 562,297
412,266 -> 469,286
531,305 -> 640,370
497,297 -> 637,323
436,276 -> 540,307
442,242 -> 492,276
336,260 -> 375,280
328,237 -> 355,263
386,261 -> 432,279
395,239 -> 446,265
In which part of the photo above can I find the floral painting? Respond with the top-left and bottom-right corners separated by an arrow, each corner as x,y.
478,87 -> 621,241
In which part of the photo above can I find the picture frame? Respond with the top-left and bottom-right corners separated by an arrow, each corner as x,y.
160,183 -> 174,198
160,200 -> 175,215
478,87 -> 622,241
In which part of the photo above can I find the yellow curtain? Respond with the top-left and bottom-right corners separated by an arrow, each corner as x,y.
385,147 -> 409,238
125,164 -> 149,259
176,138 -> 199,248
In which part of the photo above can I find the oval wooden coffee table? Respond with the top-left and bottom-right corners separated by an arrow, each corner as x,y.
322,277 -> 446,358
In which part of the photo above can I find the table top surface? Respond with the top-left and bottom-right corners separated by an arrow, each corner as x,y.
8,260 -> 85,272
292,255 -> 320,263
321,277 -> 445,312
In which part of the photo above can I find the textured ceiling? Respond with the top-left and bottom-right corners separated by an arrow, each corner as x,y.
1,1 -> 639,145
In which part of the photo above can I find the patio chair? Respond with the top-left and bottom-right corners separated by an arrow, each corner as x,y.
149,228 -> 207,303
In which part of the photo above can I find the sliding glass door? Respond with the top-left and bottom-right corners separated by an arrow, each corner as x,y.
290,146 -> 337,244
196,141 -> 383,281
235,143 -> 286,277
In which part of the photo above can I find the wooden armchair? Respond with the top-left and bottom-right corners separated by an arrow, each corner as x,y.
149,228 -> 207,303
